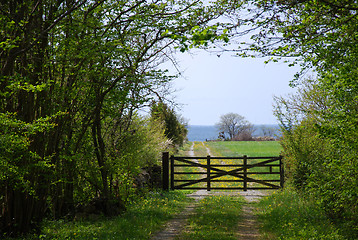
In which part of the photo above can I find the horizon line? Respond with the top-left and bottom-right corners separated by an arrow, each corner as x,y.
188,123 -> 280,126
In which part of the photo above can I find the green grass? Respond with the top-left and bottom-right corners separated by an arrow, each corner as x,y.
192,141 -> 211,156
177,141 -> 194,155
202,141 -> 282,189
178,195 -> 244,240
206,141 -> 282,157
256,187 -> 346,240
9,141 -> 346,240
15,191 -> 191,240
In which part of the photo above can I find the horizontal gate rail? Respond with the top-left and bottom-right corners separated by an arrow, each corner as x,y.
162,152 -> 284,191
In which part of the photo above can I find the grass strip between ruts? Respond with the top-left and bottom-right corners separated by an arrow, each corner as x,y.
178,194 -> 244,240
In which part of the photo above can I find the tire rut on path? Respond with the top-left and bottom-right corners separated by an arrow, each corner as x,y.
236,190 -> 267,240
151,190 -> 209,240
151,143 -> 208,240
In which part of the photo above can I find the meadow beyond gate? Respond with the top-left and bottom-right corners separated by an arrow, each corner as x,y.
162,152 -> 284,191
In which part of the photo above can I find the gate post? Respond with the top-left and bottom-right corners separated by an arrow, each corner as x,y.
280,156 -> 284,188
207,155 -> 211,191
243,155 -> 247,191
162,152 -> 169,191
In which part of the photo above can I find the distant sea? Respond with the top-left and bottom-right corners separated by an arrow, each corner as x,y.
187,124 -> 281,142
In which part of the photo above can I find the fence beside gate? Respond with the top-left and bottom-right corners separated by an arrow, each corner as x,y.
162,152 -> 284,191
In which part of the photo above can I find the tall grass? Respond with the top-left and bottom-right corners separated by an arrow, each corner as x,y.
256,187 -> 346,240
12,191 -> 191,240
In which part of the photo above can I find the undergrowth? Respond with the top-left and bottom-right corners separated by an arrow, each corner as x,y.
256,186 -> 347,240
12,190 -> 191,240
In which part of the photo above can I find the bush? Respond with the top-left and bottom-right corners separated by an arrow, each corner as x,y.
257,187 -> 346,239
275,79 -> 358,235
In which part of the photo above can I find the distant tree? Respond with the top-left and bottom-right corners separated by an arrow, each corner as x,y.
216,113 -> 252,140
235,123 -> 255,141
260,126 -> 276,138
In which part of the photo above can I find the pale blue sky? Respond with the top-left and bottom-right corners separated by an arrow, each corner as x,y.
164,50 -> 300,126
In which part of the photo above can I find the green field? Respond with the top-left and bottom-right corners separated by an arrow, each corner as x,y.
206,141 -> 283,189
205,141 -> 282,157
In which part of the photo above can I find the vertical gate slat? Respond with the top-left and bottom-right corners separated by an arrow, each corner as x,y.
243,155 -> 247,191
207,155 -> 211,191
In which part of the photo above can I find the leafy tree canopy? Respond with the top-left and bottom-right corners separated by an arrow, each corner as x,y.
0,0 -> 242,235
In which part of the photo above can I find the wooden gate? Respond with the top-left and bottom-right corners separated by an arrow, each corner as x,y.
162,152 -> 284,191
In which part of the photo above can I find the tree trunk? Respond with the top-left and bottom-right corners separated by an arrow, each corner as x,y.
92,102 -> 110,209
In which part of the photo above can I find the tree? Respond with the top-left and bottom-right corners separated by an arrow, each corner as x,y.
229,2 -> 358,230
216,113 -> 252,140
0,0 -> 241,235
274,78 -> 358,231
260,126 -> 276,138
231,1 -> 357,69
0,0 -> 91,234
150,101 -> 188,147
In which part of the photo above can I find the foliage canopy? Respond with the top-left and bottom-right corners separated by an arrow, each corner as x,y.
255,1 -> 358,233
0,0 -> 239,235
